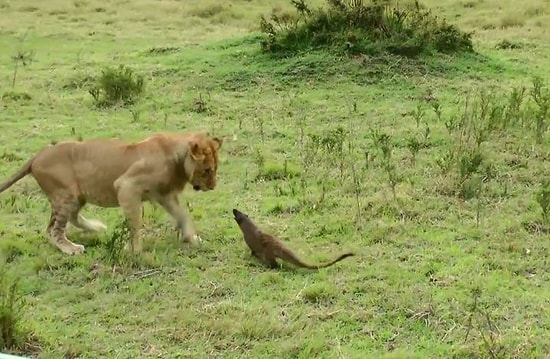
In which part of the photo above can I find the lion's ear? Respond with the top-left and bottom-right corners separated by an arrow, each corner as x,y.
212,137 -> 223,150
189,141 -> 204,161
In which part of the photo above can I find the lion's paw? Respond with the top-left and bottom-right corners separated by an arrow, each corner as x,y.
57,241 -> 85,255
72,244 -> 86,255
181,233 -> 202,244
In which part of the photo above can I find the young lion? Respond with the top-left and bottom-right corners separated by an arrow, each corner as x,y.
0,131 -> 222,255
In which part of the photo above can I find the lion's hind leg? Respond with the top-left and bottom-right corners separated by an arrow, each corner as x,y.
30,157 -> 87,255
48,197 -> 86,255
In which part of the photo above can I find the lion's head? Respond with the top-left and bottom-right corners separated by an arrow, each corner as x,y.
184,135 -> 223,192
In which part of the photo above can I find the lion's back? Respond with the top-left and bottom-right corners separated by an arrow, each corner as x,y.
73,139 -> 142,207
32,139 -> 137,207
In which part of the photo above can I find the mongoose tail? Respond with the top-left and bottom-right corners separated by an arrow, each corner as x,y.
276,245 -> 355,269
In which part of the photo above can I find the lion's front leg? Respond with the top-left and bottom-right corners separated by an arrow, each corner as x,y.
156,194 -> 201,244
114,177 -> 144,254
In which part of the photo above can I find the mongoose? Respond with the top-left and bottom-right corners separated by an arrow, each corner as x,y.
232,208 -> 354,270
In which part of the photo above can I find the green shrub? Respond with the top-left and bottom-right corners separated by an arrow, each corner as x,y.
89,64 -> 145,107
0,269 -> 26,351
259,0 -> 474,57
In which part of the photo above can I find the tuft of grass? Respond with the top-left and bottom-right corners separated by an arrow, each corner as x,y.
189,4 -> 227,19
2,91 -> 31,101
495,39 -> 523,50
499,14 -> 525,29
524,6 -> 545,17
256,160 -> 301,182
301,283 -> 337,304
0,268 -> 28,352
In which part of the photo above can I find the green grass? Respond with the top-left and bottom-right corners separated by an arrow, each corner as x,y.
1,0 -> 550,357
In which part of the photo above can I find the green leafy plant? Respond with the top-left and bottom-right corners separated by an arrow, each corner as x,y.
192,93 -> 209,113
371,130 -> 402,201
434,90 -> 498,198
406,136 -> 422,166
11,50 -> 34,90
105,218 -> 132,266
130,108 -> 141,123
411,102 -> 425,128
530,76 -> 549,144
10,29 -> 34,90
463,287 -> 506,358
89,64 -> 145,107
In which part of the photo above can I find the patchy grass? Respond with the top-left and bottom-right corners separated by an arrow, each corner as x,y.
499,14 -> 526,29
1,0 -> 550,358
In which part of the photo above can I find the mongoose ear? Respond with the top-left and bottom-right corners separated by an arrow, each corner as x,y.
212,137 -> 223,150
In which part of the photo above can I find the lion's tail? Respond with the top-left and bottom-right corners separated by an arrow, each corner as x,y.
0,156 -> 35,193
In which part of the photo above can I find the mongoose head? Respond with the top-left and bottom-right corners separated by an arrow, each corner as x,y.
232,208 -> 262,237
232,208 -> 249,225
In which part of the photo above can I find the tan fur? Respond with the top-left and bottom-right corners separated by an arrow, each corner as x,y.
232,209 -> 354,270
0,131 -> 223,255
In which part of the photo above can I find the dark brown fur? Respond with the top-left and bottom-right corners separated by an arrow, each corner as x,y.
232,208 -> 354,270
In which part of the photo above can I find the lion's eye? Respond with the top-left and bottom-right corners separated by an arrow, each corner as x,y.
205,168 -> 212,174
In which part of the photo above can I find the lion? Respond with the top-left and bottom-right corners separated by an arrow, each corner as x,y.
0,131 -> 223,255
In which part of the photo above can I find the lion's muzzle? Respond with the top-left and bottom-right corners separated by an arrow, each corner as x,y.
192,185 -> 215,191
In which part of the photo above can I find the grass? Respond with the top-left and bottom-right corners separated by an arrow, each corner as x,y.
1,0 -> 550,357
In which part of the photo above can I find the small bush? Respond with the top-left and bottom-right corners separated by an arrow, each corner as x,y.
89,64 -> 145,107
496,39 -> 523,50
105,218 -> 132,266
0,269 -> 26,351
2,91 -> 31,102
259,0 -> 474,58
191,93 -> 209,113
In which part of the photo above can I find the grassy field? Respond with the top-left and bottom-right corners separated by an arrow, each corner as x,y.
1,0 -> 550,358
